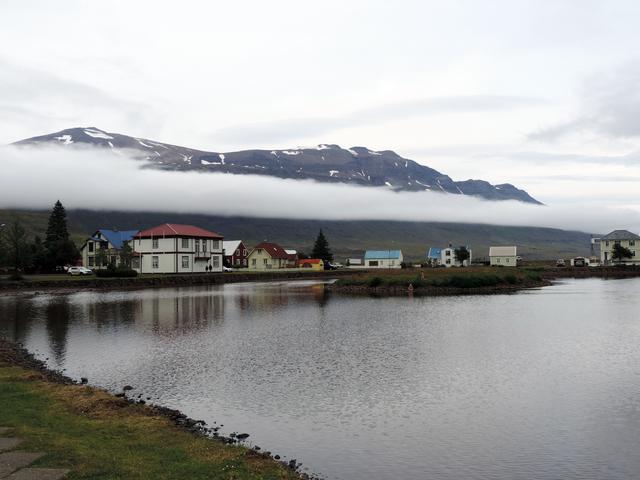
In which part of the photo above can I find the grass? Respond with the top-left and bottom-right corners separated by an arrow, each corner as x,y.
0,365 -> 301,480
335,267 -> 544,289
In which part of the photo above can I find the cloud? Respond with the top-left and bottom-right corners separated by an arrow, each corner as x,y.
2,145 -> 639,235
213,95 -> 545,144
529,61 -> 640,142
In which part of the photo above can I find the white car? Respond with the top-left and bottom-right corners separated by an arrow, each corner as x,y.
67,266 -> 93,276
223,266 -> 233,272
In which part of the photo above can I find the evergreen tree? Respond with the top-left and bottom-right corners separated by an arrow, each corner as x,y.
454,246 -> 471,267
30,235 -> 47,272
311,229 -> 333,263
611,243 -> 633,263
43,200 -> 79,269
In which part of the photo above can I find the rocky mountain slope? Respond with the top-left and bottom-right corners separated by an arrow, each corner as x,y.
15,127 -> 541,204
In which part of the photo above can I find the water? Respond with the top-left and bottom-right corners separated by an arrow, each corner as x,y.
1,278 -> 640,479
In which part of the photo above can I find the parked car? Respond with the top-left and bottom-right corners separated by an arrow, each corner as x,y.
223,266 -> 233,272
67,266 -> 93,276
556,259 -> 566,267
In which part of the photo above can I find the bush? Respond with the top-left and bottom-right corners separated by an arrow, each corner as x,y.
95,267 -> 138,278
504,274 -> 518,285
367,276 -> 384,287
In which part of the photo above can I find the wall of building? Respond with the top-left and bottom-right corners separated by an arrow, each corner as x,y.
248,249 -> 287,270
490,255 -> 517,267
600,239 -> 639,265
133,236 -> 223,274
364,257 -> 402,269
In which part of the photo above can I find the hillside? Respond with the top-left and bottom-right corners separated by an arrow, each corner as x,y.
1,209 -> 593,261
15,127 -> 541,204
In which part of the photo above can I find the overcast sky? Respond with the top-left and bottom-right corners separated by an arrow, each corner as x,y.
2,0 -> 640,220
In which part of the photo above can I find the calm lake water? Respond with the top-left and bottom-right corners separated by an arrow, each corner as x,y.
1,278 -> 640,479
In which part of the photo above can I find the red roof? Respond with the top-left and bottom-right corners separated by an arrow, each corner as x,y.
252,241 -> 290,259
135,223 -> 223,239
299,258 -> 323,264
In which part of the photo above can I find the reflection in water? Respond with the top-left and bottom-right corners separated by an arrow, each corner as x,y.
2,278 -> 640,480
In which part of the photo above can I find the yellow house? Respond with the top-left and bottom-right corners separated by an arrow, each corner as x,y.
298,258 -> 324,271
247,242 -> 293,270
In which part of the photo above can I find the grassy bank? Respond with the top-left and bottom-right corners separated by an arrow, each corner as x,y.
0,343 -> 303,479
334,267 -> 543,290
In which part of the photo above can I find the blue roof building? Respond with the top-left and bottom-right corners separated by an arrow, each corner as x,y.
363,250 -> 403,268
427,247 -> 442,260
80,228 -> 139,269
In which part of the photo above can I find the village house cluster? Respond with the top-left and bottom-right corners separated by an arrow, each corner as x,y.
79,224 -> 640,273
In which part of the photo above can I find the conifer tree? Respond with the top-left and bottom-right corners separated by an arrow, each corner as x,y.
311,229 -> 333,263
43,200 -> 79,269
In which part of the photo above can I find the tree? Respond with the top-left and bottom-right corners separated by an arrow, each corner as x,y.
119,242 -> 133,268
611,243 -> 633,263
454,246 -> 470,267
30,235 -> 47,272
311,229 -> 333,263
43,200 -> 79,269
4,220 -> 31,277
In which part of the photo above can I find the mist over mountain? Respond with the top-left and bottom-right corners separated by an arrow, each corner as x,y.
15,127 -> 541,204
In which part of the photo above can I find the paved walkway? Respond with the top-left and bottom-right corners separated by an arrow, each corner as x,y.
0,428 -> 68,480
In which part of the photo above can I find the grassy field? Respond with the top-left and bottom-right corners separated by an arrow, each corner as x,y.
335,266 -> 543,289
0,364 -> 301,480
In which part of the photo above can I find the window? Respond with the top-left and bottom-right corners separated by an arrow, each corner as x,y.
212,256 -> 220,268
152,238 -> 159,249
243,259 -> 247,265
182,256 -> 189,268
195,239 -> 200,252
446,259 -> 451,264
202,241 -> 207,252
631,240 -> 636,246
131,258 -> 140,269
445,250 -> 451,256
211,240 -> 220,250
88,257 -> 95,267
88,242 -> 94,252
263,258 -> 268,265
182,238 -> 189,249
605,241 -> 609,247
390,260 -> 395,266
152,256 -> 159,269
506,258 -> 510,263
243,249 -> 247,256
252,259 -> 256,266
369,260 -> 379,266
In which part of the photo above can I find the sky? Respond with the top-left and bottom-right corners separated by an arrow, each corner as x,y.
1,0 -> 640,230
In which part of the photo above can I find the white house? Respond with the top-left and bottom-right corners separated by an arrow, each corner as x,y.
599,229 -> 640,265
431,245 -> 473,267
363,250 -> 403,269
132,223 -> 224,274
489,246 -> 517,267
80,229 -> 139,269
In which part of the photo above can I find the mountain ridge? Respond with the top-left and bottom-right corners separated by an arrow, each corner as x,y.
14,127 -> 542,204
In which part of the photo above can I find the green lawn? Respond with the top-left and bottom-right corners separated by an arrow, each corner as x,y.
0,366 -> 301,480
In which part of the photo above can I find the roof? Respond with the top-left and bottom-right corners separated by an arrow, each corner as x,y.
223,240 -> 243,254
600,230 -> 640,241
364,250 -> 402,260
298,258 -> 323,264
251,241 -> 290,259
427,247 -> 442,259
135,223 -> 223,239
489,246 -> 517,257
96,229 -> 139,249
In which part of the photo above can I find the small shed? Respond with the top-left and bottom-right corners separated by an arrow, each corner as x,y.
298,258 -> 324,271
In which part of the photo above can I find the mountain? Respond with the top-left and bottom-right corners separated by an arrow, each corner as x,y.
15,127 -> 542,204
0,208 -> 592,261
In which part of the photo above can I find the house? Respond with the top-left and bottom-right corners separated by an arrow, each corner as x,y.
441,245 -> 472,267
247,242 -> 293,270
132,223 -> 224,274
223,240 -> 248,268
426,247 -> 443,266
298,258 -> 324,271
489,246 -> 517,267
80,229 -> 139,269
364,250 -> 403,269
599,230 -> 640,265
284,249 -> 299,267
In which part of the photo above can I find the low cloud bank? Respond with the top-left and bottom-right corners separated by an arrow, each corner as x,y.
1,145 -> 638,234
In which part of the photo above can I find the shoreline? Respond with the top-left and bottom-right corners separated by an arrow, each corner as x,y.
0,337 -> 312,479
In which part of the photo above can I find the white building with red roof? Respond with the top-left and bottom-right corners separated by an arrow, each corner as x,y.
132,223 -> 224,274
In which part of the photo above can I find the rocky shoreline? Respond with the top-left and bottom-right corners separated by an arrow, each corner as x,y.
0,337 -> 314,479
